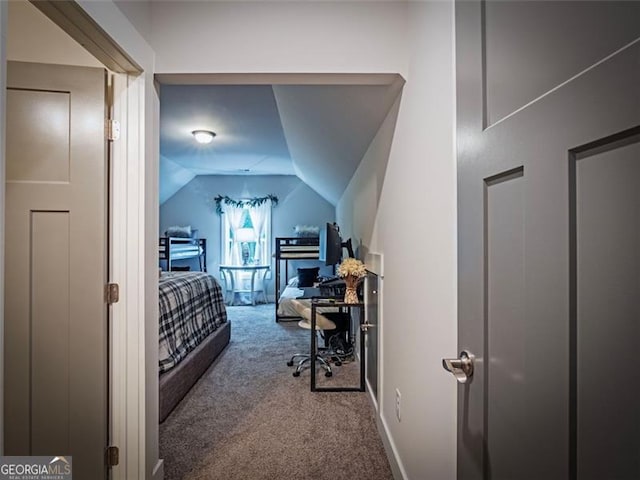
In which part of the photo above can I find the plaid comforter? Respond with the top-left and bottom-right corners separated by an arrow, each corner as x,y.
159,272 -> 227,374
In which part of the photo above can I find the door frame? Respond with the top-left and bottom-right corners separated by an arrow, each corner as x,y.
0,2 -> 151,479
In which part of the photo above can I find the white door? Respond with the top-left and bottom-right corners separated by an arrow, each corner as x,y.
5,61 -> 108,479
451,2 -> 640,479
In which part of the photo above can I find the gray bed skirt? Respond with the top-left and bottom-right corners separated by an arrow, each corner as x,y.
159,321 -> 231,422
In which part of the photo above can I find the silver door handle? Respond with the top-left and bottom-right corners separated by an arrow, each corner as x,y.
442,350 -> 474,383
360,322 -> 375,332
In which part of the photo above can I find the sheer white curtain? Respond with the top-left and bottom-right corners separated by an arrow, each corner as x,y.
248,201 -> 271,265
222,203 -> 245,265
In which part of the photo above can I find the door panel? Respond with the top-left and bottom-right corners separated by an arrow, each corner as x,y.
484,1 -> 640,126
574,137 -> 640,480
5,61 -> 107,479
6,89 -> 70,182
31,211 -> 71,455
456,1 -> 640,479
485,169 -> 526,480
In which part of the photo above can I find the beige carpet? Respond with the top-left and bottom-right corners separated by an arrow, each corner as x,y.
159,304 -> 393,480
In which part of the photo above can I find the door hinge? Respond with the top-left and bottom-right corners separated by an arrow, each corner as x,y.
106,445 -> 119,467
105,283 -> 120,304
106,119 -> 120,141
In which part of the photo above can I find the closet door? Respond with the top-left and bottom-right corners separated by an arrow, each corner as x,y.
5,61 -> 108,479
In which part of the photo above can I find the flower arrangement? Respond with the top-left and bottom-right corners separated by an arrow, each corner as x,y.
337,258 -> 367,303
337,258 -> 367,278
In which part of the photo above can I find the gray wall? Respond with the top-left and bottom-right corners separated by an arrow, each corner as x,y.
160,174 -> 335,298
336,3 -> 457,478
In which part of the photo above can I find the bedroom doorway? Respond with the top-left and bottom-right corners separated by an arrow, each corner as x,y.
156,70 -> 404,420
156,74 -> 404,479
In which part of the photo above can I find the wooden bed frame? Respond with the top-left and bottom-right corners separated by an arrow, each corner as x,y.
159,321 -> 231,422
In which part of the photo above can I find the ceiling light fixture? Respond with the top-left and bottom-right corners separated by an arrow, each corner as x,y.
192,130 -> 216,144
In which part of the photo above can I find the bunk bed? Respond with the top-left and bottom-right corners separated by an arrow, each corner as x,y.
159,236 -> 207,272
275,237 -> 322,321
158,271 -> 229,422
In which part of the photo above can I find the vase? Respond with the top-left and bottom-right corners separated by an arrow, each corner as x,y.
344,286 -> 359,304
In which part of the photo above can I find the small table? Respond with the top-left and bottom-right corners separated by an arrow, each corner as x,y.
219,265 -> 270,305
310,298 -> 365,392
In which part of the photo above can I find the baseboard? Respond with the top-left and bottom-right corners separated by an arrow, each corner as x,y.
151,459 -> 164,480
377,412 -> 408,480
366,377 -> 379,413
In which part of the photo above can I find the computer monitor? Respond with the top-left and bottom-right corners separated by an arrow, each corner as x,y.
319,222 -> 342,266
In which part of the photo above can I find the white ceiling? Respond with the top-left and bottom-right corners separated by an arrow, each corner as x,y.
273,84 -> 402,204
160,85 -> 294,176
159,81 -> 403,205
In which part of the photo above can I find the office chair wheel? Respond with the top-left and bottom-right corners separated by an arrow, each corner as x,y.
286,360 -> 294,367
325,371 -> 332,378
293,371 -> 301,377
334,360 -> 342,366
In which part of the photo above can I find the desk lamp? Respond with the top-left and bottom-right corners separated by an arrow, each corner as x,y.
235,228 -> 255,265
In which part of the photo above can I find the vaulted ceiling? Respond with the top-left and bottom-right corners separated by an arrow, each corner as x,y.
159,79 -> 403,205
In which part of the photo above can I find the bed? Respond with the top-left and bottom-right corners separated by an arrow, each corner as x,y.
276,278 -> 346,318
159,236 -> 207,272
275,237 -> 326,321
158,271 -> 229,422
277,284 -> 307,317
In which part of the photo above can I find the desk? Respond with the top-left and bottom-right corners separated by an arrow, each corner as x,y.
310,298 -> 365,392
219,265 -> 270,306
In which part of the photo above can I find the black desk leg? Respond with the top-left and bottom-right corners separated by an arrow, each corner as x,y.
310,303 -> 317,391
359,307 -> 365,392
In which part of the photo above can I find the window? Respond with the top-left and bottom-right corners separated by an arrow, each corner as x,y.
221,202 -> 272,267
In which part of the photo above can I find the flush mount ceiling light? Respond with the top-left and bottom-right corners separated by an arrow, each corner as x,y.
192,130 -> 216,144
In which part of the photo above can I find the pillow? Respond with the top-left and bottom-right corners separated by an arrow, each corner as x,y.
166,225 -> 192,238
297,267 -> 320,287
294,225 -> 320,237
294,225 -> 319,245
170,265 -> 191,272
287,276 -> 299,287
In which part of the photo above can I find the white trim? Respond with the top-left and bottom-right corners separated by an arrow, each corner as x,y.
109,71 -> 127,480
127,73 -> 147,480
378,412 -> 408,480
156,72 -> 403,86
110,72 -> 147,480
